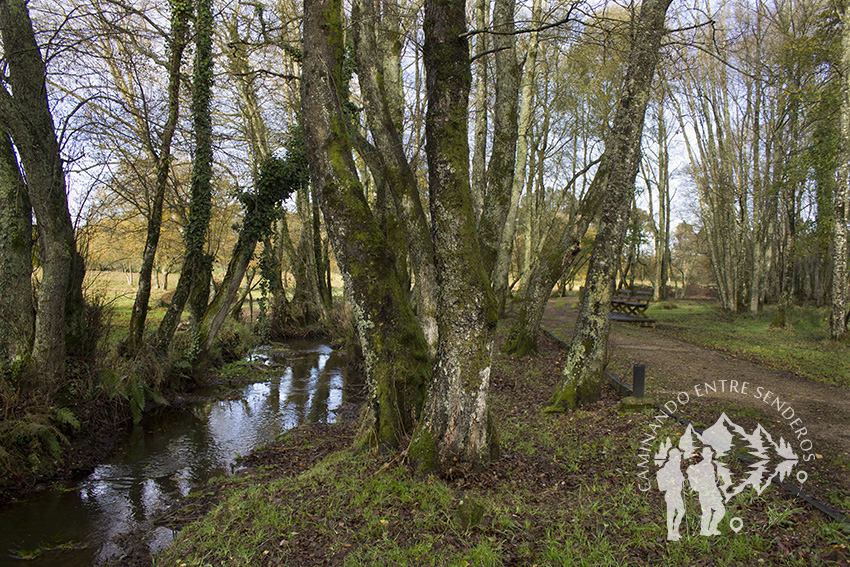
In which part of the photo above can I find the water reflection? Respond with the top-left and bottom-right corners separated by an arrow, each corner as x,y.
0,340 -> 362,567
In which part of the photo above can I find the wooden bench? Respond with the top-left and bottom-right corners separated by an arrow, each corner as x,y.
610,289 -> 655,327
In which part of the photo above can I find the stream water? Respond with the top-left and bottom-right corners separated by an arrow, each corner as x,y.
0,340 -> 363,566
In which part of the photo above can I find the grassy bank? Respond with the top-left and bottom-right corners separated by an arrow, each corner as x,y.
645,301 -> 850,388
148,331 -> 848,567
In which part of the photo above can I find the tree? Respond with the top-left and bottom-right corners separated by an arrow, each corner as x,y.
156,0 -> 215,354
301,0 -> 430,447
0,129 -> 34,364
477,0 -> 520,277
0,0 -> 85,387
493,0 -> 543,314
548,0 -> 673,410
833,0 -> 850,339
351,0 -> 439,352
196,152 -> 298,360
408,0 -> 498,472
126,0 -> 191,354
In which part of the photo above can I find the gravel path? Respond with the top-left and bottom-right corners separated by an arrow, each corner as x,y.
541,300 -> 850,463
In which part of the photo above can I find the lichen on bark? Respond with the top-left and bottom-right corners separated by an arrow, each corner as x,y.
548,0 -> 673,411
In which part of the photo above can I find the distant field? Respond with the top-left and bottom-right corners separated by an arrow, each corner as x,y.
647,301 -> 850,388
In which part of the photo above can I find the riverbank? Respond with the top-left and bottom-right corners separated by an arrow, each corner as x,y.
130,327 -> 849,567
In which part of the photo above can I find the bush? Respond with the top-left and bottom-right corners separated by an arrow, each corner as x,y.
208,318 -> 257,366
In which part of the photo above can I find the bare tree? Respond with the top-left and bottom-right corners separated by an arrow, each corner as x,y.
0,0 -> 85,387
549,0 -> 673,410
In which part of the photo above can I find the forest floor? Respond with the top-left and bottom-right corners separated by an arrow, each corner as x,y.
113,298 -> 850,567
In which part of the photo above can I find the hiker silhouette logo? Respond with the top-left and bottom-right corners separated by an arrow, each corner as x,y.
654,413 -> 800,540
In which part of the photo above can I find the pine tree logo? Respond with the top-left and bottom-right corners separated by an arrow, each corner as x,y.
654,413 -> 800,540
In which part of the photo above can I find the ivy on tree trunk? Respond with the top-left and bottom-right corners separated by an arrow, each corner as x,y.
156,0 -> 215,356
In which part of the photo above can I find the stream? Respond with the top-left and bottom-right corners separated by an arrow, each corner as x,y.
0,340 -> 363,566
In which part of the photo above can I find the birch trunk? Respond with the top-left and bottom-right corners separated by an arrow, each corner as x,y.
477,0 -> 519,276
409,0 -> 498,473
470,0 -> 489,223
549,0 -> 672,410
493,0 -> 542,314
832,2 -> 850,339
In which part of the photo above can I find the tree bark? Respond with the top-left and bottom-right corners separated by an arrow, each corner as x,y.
548,0 -> 672,410
470,0 -> 489,223
0,130 -> 34,364
832,2 -> 850,339
156,0 -> 215,354
477,0 -> 520,276
127,2 -> 190,354
0,0 -> 85,387
301,0 -> 429,447
493,0 -> 542,314
503,159 -> 607,357
352,0 -> 439,354
408,0 -> 498,474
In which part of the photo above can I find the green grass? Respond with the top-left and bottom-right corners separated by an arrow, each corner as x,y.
151,341 -> 846,566
647,301 -> 850,387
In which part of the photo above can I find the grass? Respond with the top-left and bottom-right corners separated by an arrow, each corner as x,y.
149,330 -> 848,567
646,301 -> 850,387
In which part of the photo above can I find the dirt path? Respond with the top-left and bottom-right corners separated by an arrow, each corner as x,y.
541,300 -> 850,463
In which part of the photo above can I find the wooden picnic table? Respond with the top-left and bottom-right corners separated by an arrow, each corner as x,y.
610,289 -> 655,327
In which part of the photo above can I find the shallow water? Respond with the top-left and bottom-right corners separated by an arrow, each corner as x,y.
0,340 -> 362,566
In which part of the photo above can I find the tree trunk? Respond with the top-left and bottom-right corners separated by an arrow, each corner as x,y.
196,155 -> 292,359
493,0 -> 542,314
477,0 -> 520,276
156,0 -> 215,354
0,0 -> 85,387
470,0 -> 488,223
301,0 -> 428,447
548,0 -> 672,411
832,1 -> 850,339
352,0 -> 439,354
408,0 -> 498,474
0,130 -> 34,364
127,3 -> 190,354
503,160 -> 607,357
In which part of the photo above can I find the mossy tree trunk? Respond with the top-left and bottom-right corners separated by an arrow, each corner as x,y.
127,1 -> 190,355
0,130 -> 34,365
408,0 -> 498,474
548,0 -> 672,411
477,0 -> 520,277
156,0 -> 215,354
492,0 -> 542,315
352,0 -> 439,354
0,0 -> 85,388
301,0 -> 429,447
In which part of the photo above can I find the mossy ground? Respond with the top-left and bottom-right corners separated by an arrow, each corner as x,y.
140,327 -> 849,567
